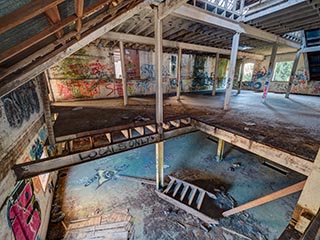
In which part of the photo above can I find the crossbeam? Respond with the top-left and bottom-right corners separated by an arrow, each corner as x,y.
193,120 -> 313,176
103,31 -> 264,60
173,4 -> 301,48
13,118 -> 196,180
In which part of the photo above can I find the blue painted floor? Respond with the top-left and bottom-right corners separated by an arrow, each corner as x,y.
58,131 -> 305,239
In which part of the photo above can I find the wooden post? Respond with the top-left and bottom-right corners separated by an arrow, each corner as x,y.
156,141 -> 164,190
177,47 -> 182,100
292,148 -> 320,233
38,72 -> 55,145
155,6 -> 163,133
119,40 -> 128,105
212,53 -> 219,96
262,43 -> 277,103
224,32 -> 240,110
155,6 -> 164,190
237,57 -> 245,94
285,50 -> 301,98
215,139 -> 225,162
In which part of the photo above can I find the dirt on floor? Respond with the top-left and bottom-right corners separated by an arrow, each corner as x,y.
52,92 -> 320,160
47,169 -> 271,240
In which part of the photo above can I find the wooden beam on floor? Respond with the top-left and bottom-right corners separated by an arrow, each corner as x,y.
193,120 -> 313,176
223,180 -> 306,217
0,0 -> 65,34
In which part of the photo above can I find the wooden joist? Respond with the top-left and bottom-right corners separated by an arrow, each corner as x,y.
45,5 -> 64,38
75,0 -> 85,36
222,180 -> 306,217
0,0 -> 65,34
0,15 -> 77,64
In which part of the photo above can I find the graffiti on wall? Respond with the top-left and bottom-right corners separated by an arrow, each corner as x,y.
192,56 -> 214,90
140,64 -> 155,81
23,126 -> 49,193
51,48 -> 115,80
252,66 -> 267,81
7,179 -> 41,240
125,49 -> 140,80
1,81 -> 40,128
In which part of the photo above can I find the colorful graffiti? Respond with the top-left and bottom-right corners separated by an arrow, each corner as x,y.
253,66 -> 267,81
140,64 -> 155,81
1,81 -> 40,128
7,179 -> 41,240
51,57 -> 115,80
125,49 -> 140,80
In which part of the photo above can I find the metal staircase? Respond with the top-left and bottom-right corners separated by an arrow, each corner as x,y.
156,176 -> 219,225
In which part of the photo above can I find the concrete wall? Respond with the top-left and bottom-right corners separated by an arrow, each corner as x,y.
239,52 -> 320,96
0,79 -> 56,240
48,45 -> 229,101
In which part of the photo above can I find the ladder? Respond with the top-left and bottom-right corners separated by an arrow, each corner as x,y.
155,176 -> 219,225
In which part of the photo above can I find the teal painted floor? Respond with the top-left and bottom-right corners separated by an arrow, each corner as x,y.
56,131 -> 305,240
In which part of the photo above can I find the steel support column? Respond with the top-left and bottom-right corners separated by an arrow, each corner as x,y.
285,50 -> 301,98
155,6 -> 164,190
177,47 -> 182,100
262,43 -> 277,103
212,53 -> 219,96
293,148 -> 320,233
224,33 -> 240,110
38,72 -> 55,145
119,40 -> 128,105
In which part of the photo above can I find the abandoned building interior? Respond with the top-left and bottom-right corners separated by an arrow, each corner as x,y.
1,0 -> 320,239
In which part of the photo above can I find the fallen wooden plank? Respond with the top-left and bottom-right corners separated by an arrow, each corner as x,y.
223,180 -> 306,217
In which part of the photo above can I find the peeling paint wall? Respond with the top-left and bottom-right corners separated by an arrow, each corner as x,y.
0,79 -> 56,240
48,45 -> 228,101
239,52 -> 320,96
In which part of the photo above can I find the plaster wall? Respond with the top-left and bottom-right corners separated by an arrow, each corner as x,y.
240,52 -> 320,96
48,45 -> 227,101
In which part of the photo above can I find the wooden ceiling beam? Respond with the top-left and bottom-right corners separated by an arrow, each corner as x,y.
0,0 -> 65,34
0,15 -> 77,64
0,0 -> 132,64
45,6 -> 64,38
0,0 -> 148,97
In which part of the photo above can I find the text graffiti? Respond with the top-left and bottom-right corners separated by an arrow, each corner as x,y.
79,135 -> 159,162
1,81 -> 40,128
